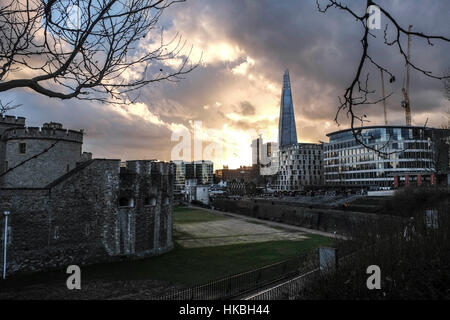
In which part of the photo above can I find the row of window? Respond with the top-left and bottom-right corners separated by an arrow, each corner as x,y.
278,174 -> 322,180
280,149 -> 321,155
325,146 -> 432,159
325,170 -> 431,180
280,164 -> 321,170
325,160 -> 433,172
325,154 -> 433,166
280,155 -> 322,161
328,128 -> 429,146
280,160 -> 322,166
326,180 -> 393,187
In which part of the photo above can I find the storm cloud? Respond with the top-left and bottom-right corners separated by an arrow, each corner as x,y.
3,0 -> 449,168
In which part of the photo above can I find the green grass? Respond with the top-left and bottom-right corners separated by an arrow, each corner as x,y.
174,206 -> 227,224
81,234 -> 333,284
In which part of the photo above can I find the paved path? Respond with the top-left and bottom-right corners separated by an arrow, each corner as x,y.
191,206 -> 347,240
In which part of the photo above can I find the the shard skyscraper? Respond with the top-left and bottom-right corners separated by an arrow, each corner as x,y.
278,69 -> 298,148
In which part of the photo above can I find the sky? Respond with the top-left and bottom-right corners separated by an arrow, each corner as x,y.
3,0 -> 450,169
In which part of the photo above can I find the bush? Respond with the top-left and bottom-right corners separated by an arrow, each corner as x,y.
298,188 -> 450,299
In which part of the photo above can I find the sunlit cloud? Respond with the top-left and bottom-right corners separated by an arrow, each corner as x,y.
5,0 -> 449,170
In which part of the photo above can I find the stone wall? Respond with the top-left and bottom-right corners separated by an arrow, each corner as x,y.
211,198 -> 392,236
0,159 -> 174,277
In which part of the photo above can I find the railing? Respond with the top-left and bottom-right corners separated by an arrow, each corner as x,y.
244,245 -> 372,300
157,253 -> 316,300
245,268 -> 320,300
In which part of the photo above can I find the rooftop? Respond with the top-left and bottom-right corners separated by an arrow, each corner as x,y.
326,125 -> 436,137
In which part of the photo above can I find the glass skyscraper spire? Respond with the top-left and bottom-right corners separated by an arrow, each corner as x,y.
278,69 -> 298,148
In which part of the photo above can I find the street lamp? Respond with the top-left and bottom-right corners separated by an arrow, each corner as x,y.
2,210 -> 10,279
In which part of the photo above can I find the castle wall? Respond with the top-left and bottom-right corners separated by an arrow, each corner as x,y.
0,159 -> 174,277
120,161 -> 174,255
1,127 -> 83,188
0,189 -> 51,274
0,116 -> 26,174
0,116 -> 26,135
211,198 -> 398,236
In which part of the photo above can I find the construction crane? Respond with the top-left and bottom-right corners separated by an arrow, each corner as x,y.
380,69 -> 388,125
401,25 -> 413,126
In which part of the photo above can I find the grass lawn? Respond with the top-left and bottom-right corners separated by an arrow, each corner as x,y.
81,235 -> 333,285
173,206 -> 227,224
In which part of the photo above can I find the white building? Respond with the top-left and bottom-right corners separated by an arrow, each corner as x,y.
184,179 -> 210,205
275,143 -> 324,191
195,185 -> 210,205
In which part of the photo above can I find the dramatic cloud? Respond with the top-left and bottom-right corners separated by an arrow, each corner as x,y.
3,0 -> 449,169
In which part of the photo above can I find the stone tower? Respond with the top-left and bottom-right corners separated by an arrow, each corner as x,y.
278,69 -> 298,148
1,122 -> 83,188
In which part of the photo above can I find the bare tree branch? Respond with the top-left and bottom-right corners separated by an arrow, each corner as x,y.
317,0 -> 450,155
0,0 -> 199,103
444,67 -> 450,102
0,98 -> 21,116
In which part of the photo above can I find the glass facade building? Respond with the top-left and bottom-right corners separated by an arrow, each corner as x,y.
278,69 -> 298,147
172,160 -> 214,192
324,126 -> 436,187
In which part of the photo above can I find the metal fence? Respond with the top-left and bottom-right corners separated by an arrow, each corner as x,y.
157,253 -> 317,300
244,245 -> 372,300
245,268 -> 320,300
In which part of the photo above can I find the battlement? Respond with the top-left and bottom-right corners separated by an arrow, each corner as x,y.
3,125 -> 83,143
125,160 -> 174,176
0,115 -> 26,126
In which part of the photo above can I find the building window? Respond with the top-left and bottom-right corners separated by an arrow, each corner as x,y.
119,197 -> 134,207
4,161 -> 8,172
18,142 -> 27,154
144,197 -> 157,206
66,163 -> 70,173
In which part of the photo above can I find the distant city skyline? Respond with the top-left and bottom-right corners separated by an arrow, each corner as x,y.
3,0 -> 449,169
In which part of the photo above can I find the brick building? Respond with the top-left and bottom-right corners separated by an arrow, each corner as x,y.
216,165 -> 259,183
